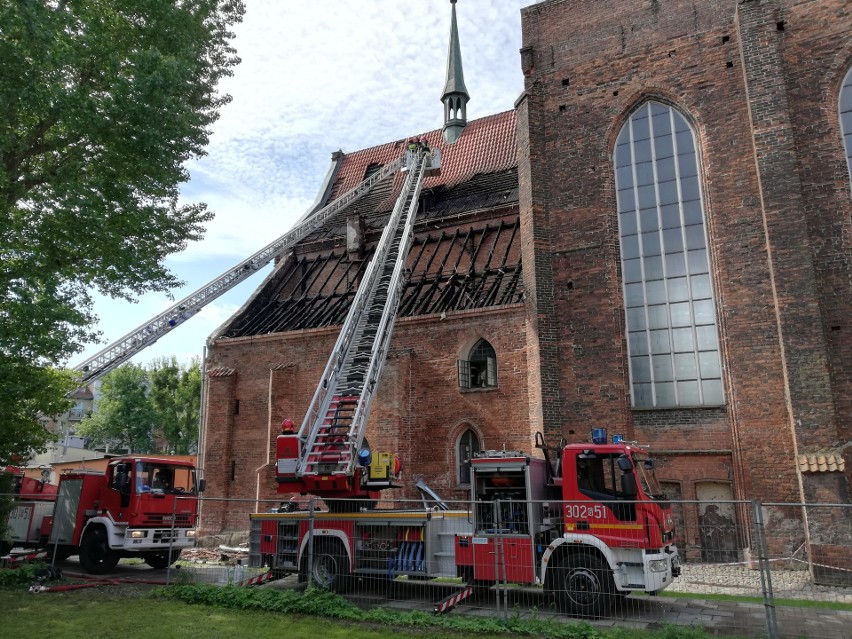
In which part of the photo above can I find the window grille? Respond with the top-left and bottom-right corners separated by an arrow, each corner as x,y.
458,339 -> 497,389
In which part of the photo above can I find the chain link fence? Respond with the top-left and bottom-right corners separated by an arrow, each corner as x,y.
1,490 -> 848,637
160,496 -> 851,639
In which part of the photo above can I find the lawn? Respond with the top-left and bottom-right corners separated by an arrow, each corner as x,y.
0,567 -> 723,639
0,586 -> 502,639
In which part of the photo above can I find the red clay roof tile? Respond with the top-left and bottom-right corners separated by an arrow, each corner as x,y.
330,110 -> 517,202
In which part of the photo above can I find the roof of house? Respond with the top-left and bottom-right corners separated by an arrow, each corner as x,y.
305,110 -> 517,242
217,110 -> 522,339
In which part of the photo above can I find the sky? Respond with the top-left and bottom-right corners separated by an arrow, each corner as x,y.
68,0 -> 532,372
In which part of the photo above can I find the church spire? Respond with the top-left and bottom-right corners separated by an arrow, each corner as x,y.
441,0 -> 470,145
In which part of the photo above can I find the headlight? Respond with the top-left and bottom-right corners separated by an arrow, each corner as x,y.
648,558 -> 669,573
130,530 -> 146,539
186,529 -> 197,538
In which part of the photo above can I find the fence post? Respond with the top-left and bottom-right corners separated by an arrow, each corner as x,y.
166,495 -> 178,586
307,497 -> 316,588
49,492 -> 63,569
495,499 -> 509,621
751,500 -> 778,639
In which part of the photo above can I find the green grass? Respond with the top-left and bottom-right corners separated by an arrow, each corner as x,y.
3,562 -> 844,638
660,589 -> 852,611
0,573 -> 725,639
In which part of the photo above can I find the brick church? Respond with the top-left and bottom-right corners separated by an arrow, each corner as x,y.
200,0 -> 851,574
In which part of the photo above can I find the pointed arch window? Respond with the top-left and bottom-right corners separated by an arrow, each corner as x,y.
458,339 -> 497,389
457,428 -> 481,484
614,101 -> 724,408
841,66 -> 852,193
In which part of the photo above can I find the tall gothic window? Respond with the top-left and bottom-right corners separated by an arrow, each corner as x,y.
614,101 -> 723,408
841,67 -> 852,193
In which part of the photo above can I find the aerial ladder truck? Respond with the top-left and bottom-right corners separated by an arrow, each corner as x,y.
274,146 -> 435,504
249,147 -> 680,617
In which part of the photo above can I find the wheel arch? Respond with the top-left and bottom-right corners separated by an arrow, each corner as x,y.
541,536 -> 616,585
80,516 -> 123,549
297,529 -> 353,571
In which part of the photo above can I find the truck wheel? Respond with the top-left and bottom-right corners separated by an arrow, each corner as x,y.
548,554 -> 614,618
144,549 -> 182,569
51,546 -> 75,562
302,541 -> 350,593
79,529 -> 120,574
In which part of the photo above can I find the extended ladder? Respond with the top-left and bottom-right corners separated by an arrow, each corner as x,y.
295,150 -> 430,485
72,156 -> 404,384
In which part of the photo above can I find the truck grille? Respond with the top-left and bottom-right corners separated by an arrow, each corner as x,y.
143,513 -> 195,527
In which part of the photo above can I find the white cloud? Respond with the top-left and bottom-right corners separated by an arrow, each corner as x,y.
79,0 -> 529,370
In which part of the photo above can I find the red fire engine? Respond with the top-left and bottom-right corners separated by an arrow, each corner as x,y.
2,456 -> 203,574
251,430 -> 679,616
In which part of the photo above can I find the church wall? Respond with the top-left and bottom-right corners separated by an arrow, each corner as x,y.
519,0 -> 851,564
201,305 -> 528,533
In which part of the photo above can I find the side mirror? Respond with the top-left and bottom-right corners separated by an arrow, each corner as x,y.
621,472 -> 638,498
617,455 -> 633,472
115,470 -> 128,489
198,478 -> 206,493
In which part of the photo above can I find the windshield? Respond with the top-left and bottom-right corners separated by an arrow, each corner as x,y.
632,454 -> 665,499
134,462 -> 197,495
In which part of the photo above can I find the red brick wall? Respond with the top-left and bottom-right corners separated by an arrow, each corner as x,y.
518,0 -> 851,556
201,305 -> 528,533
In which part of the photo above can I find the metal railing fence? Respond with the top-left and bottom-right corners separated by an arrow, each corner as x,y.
2,493 -> 849,638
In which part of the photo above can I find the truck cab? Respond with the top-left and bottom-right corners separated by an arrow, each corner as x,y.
4,457 -> 203,574
454,432 -> 679,617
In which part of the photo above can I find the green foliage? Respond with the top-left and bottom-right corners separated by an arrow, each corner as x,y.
78,364 -> 157,453
149,357 -> 202,454
156,585 -> 722,639
0,562 -> 47,590
157,585 -> 363,620
0,357 -> 75,465
0,0 -> 244,463
77,358 -> 202,454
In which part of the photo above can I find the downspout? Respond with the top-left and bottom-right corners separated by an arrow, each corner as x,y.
255,367 -> 275,513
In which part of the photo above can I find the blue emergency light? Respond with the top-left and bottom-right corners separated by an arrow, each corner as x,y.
613,434 -> 624,444
591,428 -> 608,445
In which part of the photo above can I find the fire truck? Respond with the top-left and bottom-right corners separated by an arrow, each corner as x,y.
2,456 -> 203,574
249,430 -> 679,616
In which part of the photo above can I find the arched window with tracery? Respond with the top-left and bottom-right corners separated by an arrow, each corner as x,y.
614,101 -> 723,408
457,428 -> 481,485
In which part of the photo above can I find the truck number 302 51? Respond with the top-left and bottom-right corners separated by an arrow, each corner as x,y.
564,504 -> 606,519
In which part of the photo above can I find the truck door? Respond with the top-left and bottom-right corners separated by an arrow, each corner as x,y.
567,452 -> 643,547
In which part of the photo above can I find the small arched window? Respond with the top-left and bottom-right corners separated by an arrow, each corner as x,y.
840,66 -> 852,193
457,428 -> 481,485
458,339 -> 497,389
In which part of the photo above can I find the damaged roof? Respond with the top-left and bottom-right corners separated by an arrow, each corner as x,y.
217,110 -> 522,339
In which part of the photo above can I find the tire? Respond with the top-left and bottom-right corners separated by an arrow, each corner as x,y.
144,548 -> 182,569
50,545 -> 75,562
301,541 -> 350,593
79,528 -> 120,574
546,553 -> 614,618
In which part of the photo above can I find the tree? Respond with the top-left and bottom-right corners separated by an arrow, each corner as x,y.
0,0 -> 244,462
77,364 -> 157,454
149,357 -> 202,454
0,360 -> 76,465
